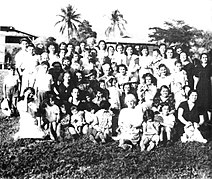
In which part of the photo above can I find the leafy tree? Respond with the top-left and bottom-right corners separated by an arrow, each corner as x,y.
77,20 -> 97,42
55,4 -> 81,41
105,10 -> 127,38
148,20 -> 203,51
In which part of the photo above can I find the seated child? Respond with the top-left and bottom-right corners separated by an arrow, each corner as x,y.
157,103 -> 175,145
94,100 -> 113,143
181,123 -> 207,143
59,104 -> 71,140
140,109 -> 160,151
69,105 -> 88,137
41,93 -> 61,140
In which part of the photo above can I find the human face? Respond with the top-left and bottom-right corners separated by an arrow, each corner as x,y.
145,76 -> 152,85
119,66 -> 126,75
72,88 -> 79,99
180,52 -> 187,62
126,47 -> 133,56
67,45 -> 74,52
21,41 -> 28,50
100,82 -> 106,89
124,84 -> 130,93
160,87 -> 169,98
159,66 -> 167,76
63,73 -> 71,82
126,99 -> 136,109
159,45 -> 166,54
108,46 -> 114,55
166,49 -> 173,59
162,105 -> 169,116
63,59 -> 70,67
142,49 -> 148,56
27,46 -> 34,55
76,72 -> 82,82
201,54 -> 208,64
48,45 -> 56,54
175,63 -> 182,72
116,45 -> 123,53
189,92 -> 198,103
176,48 -> 182,54
99,41 -> 106,50
41,53 -> 49,62
72,54 -> 79,63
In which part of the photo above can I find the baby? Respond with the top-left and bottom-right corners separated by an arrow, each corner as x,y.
181,123 -> 207,143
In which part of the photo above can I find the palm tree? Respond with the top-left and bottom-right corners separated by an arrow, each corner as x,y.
105,10 -> 127,38
55,4 -> 81,41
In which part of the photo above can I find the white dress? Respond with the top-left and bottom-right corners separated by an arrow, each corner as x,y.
13,100 -> 46,140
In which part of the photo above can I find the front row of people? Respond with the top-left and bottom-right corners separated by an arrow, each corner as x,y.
13,86 -> 207,152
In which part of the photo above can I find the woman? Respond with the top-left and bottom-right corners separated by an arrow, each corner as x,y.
124,45 -> 138,67
13,87 -> 46,140
193,53 -> 212,120
179,52 -> 195,90
152,85 -> 175,115
177,90 -> 204,137
117,94 -> 143,149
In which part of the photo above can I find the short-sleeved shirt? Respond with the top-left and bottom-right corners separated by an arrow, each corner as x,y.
178,101 -> 201,123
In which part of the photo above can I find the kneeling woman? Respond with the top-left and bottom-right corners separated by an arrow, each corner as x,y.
13,87 -> 46,140
177,90 -> 205,139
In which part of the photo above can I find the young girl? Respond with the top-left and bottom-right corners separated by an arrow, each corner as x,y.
157,104 -> 175,145
140,109 -> 160,151
42,93 -> 61,141
171,61 -> 188,92
94,100 -> 113,143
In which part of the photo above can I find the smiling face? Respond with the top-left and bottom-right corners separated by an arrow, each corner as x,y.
188,91 -> 198,103
160,87 -> 169,98
126,46 -> 133,55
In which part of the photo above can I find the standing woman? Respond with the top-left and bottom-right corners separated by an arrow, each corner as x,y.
179,52 -> 195,90
194,53 -> 212,120
124,45 -> 138,67
96,40 -> 108,66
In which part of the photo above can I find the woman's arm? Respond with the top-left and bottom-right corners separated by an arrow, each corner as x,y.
178,107 -> 191,126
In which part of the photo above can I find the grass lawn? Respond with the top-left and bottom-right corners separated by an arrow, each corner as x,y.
0,71 -> 212,179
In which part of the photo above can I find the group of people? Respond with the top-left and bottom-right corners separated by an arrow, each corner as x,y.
2,37 -> 212,151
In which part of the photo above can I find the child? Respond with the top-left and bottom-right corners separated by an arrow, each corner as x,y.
41,93 -> 61,140
173,82 -> 187,108
59,104 -> 71,140
94,101 -> 113,143
157,104 -> 175,145
69,105 -> 88,136
140,109 -> 160,151
181,123 -> 207,143
171,61 -> 188,92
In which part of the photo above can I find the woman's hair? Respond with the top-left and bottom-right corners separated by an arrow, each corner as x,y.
99,100 -> 111,110
160,85 -> 170,94
143,109 -> 155,122
97,40 -> 107,50
40,61 -> 50,69
187,89 -> 198,99
115,43 -> 124,51
107,45 -> 114,52
142,73 -> 157,85
140,45 -> 149,56
159,102 -> 170,112
23,87 -> 35,95
153,48 -> 161,55
124,45 -> 134,55
118,64 -> 128,72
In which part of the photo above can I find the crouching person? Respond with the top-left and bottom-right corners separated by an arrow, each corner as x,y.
117,94 -> 143,150
140,109 -> 160,152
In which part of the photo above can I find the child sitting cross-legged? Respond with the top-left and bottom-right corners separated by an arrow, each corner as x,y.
140,109 -> 160,152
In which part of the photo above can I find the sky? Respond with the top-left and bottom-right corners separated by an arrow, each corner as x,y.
0,0 -> 212,43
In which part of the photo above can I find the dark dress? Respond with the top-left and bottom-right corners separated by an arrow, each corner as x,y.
176,101 -> 202,139
194,64 -> 212,112
183,62 -> 195,90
